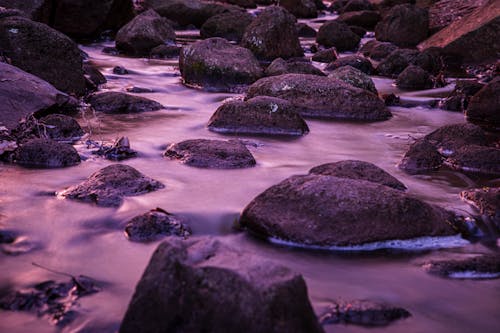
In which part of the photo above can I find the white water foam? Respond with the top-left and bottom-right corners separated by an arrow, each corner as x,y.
448,271 -> 500,279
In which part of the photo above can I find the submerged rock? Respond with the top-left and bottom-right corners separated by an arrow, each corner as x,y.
316,20 -> 360,51
164,139 -> 256,169
466,78 -> 500,130
265,58 -> 325,77
328,66 -> 377,94
13,138 -> 80,168
88,92 -> 163,114
125,208 -> 191,242
119,237 -> 324,333
207,96 -> 309,136
425,254 -> 500,279
60,164 -> 164,207
200,11 -> 253,42
396,65 -> 433,90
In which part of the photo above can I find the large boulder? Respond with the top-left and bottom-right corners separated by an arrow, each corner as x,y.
279,0 -> 318,18
115,9 -> 176,56
0,16 -> 86,95
328,66 -> 378,94
241,6 -> 303,61
200,10 -> 253,43
428,0 -> 489,33
240,174 -> 458,247
418,0 -> 500,63
265,58 -> 325,77
207,96 -> 310,136
376,48 -> 420,77
13,138 -> 80,168
119,237 -> 325,333
375,4 -> 429,47
88,92 -> 164,114
466,78 -> 500,130
179,37 -> 263,92
422,123 -> 490,156
246,74 -> 390,121
337,10 -> 381,29
316,20 -> 361,51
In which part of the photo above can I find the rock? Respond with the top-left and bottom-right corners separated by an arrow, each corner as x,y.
337,10 -> 381,29
83,63 -> 107,88
311,47 -> 338,63
91,136 -> 138,161
125,208 -> 191,242
61,164 -> 164,207
0,127 -> 17,156
360,40 -> 398,61
316,20 -> 360,51
0,62 -> 76,130
460,187 -> 500,220
200,10 -> 253,43
375,4 -> 429,47
115,9 -> 176,56
149,44 -> 180,58
0,16 -> 86,95
119,237 -> 324,333
13,138 -> 80,168
207,96 -> 309,136
440,80 -> 484,112
0,0 -> 50,21
265,58 -> 325,77
444,145 -> 500,177
413,47 -> 444,74
466,78 -> 500,130
279,0 -> 318,18
319,299 -> 411,326
428,0 -> 489,33
217,0 -> 256,8
325,55 -> 374,74
423,123 -> 490,156
88,92 -> 163,114
396,65 -> 434,90
398,139 -> 443,174
425,254 -> 500,279
329,0 -> 349,12
328,66 -> 377,94
309,160 -> 406,190
376,49 -> 420,77
0,229 -> 16,244
241,6 -> 303,61
340,0 -> 374,13
179,37 -> 263,92
296,22 -> 316,37
37,114 -> 84,142
348,25 -> 366,37
240,174 -> 458,247
247,74 -> 390,121
113,66 -> 129,75
418,0 -> 500,64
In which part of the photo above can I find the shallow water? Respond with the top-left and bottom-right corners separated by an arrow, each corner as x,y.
1,7 -> 499,333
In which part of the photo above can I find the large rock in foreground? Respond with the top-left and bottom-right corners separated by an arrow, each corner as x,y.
246,74 -> 390,121
119,237 -> 324,333
240,174 -> 458,247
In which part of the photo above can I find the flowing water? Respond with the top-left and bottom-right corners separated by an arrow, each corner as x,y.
1,7 -> 499,333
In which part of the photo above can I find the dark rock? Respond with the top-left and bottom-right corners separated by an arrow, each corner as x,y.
460,187 -> 500,220
413,47 -> 444,74
309,160 -> 406,190
466,78 -> 500,130
316,20 -> 361,51
37,114 -> 84,143
149,44 -> 180,58
329,0 -> 349,12
241,6 -> 303,61
383,93 -> 400,106
200,10 -> 253,43
119,237 -> 324,333
207,96 -> 309,136
91,136 -> 138,161
115,9 -> 176,56
375,4 -> 429,47
0,6 -> 26,19
338,10 -> 381,29
179,37 -> 263,92
440,80 -> 484,112
164,139 -> 256,169
13,138 -> 80,168
265,58 -> 325,76
428,0 -> 489,33
125,208 -> 191,242
325,55 -> 374,74
444,145 -> 500,177
319,299 -> 411,326
360,40 -> 398,61
83,63 -> 107,88
0,229 -> 16,244
61,164 -> 164,207
398,139 -> 443,174
328,66 -> 377,94
396,65 -> 434,90
376,48 -> 420,77
88,92 -> 163,114
217,0 -> 256,8
425,254 -> 500,279
348,25 -> 366,37
113,66 -> 129,75
0,1 -> 50,21
279,0 -> 318,18
311,47 -> 338,63
296,22 -> 316,37
246,74 -> 390,121
423,123 -> 490,156
340,0 -> 374,13
0,16 -> 86,95
240,174 -> 458,246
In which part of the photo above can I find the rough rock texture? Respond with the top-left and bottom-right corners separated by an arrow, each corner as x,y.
428,0 -> 488,33
419,0 -> 499,63
425,254 -> 500,279
37,114 -> 84,142
466,78 -> 500,130
460,187 -> 500,219
311,47 -> 338,63
61,164 -> 164,207
200,11 -> 253,42
179,37 -> 263,92
398,139 -> 443,174
325,55 -> 374,74
240,174 -> 457,246
444,145 -> 500,177
316,20 -> 361,51
440,80 -> 484,112
337,10 -> 381,29
246,74 -> 390,121
88,92 -> 163,114
83,63 -> 107,87
328,66 -> 377,94
375,4 -> 429,47
207,96 -> 309,136
396,65 -> 434,90
13,138 -> 80,168
265,58 -> 325,77
309,160 -> 406,190
241,6 -> 303,61
125,208 -> 191,242
376,49 -> 420,77
0,16 -> 86,95
0,62 -> 75,130
360,40 -> 398,61
119,237 -> 324,333
279,0 -> 318,18
115,9 -> 176,56
164,139 -> 256,169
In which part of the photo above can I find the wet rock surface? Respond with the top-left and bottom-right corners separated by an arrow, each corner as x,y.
316,20 -> 361,51
125,208 -> 191,242
90,136 -> 138,161
466,78 -> 500,130
325,55 -> 374,74
119,237 -> 324,333
428,0 -> 488,33
444,145 -> 500,177
440,80 -> 485,112
200,10 -> 253,42
396,65 -> 434,90
338,10 -> 381,29
265,58 -> 325,77
421,123 -> 490,156
425,254 -> 500,279
13,138 -> 80,168
398,139 -> 443,174
328,66 -> 377,94
61,164 -> 164,207
88,92 -> 164,114
360,40 -> 398,60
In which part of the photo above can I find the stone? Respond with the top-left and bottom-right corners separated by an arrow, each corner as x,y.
200,10 -> 253,43
113,66 -> 129,75
239,174 -> 458,247
360,40 -> 398,61
348,25 -> 366,37
125,208 -> 191,242
423,123 -> 490,156
149,44 -> 180,58
328,66 -> 377,94
265,58 -> 325,77
428,0 -> 488,33
37,114 -> 84,143
13,138 -> 80,168
296,23 -> 316,37
179,37 -> 263,92
119,237 -> 324,333
207,96 -> 309,136
279,0 -> 318,18
115,9 -> 176,56
376,49 -> 420,77
466,78 -> 500,130
337,10 -> 381,29
440,80 -> 484,112
83,63 -> 107,88
164,139 -> 256,169
444,145 -> 500,177
425,254 -> 500,279
316,20 -> 361,51
375,4 -> 429,47
0,16 -> 86,95
60,164 -> 164,207
398,139 -> 443,174
311,47 -> 338,63
88,92 -> 164,114
396,65 -> 434,90
241,6 -> 303,61
91,136 -> 138,161
309,160 -> 406,190
325,55 -> 374,74
217,0 -> 256,8
246,74 -> 390,121
340,0 -> 374,13
0,0 -> 50,21
460,187 -> 500,219
0,127 -> 17,156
